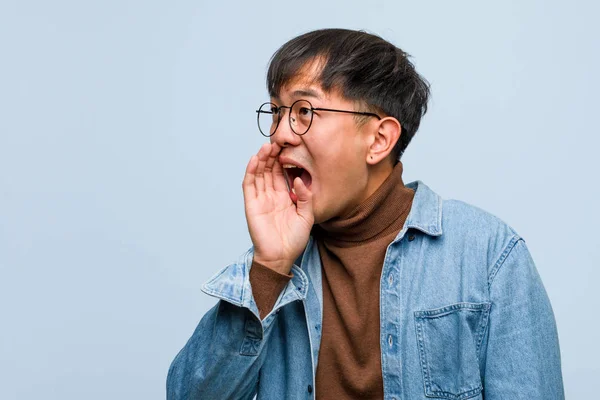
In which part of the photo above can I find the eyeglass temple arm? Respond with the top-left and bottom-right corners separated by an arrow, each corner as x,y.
312,107 -> 381,120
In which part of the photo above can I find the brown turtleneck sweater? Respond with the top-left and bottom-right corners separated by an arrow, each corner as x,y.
249,161 -> 415,399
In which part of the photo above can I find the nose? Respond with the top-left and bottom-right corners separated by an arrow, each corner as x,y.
270,111 -> 302,148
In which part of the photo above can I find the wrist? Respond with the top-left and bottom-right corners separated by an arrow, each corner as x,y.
252,256 -> 294,275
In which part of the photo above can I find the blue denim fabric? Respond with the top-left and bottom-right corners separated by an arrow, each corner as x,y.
167,180 -> 564,400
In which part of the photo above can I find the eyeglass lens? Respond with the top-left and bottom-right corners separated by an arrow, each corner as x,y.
257,100 -> 314,137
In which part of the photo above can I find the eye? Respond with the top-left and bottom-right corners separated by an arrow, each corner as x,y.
298,107 -> 313,116
270,106 -> 279,114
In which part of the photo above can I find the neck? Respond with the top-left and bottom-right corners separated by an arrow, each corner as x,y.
363,159 -> 395,202
314,160 -> 414,244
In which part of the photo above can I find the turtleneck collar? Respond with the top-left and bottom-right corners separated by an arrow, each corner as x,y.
313,160 -> 415,246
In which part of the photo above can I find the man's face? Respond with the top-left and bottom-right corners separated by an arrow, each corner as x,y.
269,65 -> 379,224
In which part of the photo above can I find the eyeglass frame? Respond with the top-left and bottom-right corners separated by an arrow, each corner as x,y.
255,99 -> 382,137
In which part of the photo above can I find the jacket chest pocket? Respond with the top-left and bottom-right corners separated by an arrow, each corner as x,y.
414,302 -> 490,400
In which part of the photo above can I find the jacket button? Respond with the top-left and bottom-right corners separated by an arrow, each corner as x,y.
307,384 -> 313,393
408,234 -> 415,241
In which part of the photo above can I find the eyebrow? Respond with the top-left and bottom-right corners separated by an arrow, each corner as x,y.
292,88 -> 322,99
273,88 -> 323,102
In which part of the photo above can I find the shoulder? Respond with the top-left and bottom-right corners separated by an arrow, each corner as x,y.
440,197 -> 522,273
442,198 -> 516,235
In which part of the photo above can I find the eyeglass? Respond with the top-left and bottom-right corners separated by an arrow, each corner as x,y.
256,99 -> 381,137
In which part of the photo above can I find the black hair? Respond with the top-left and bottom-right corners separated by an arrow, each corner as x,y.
267,28 -> 430,161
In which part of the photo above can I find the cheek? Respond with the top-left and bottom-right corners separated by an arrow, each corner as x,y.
314,157 -> 363,200
306,124 -> 365,190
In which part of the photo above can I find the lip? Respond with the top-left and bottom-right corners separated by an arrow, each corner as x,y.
278,155 -> 313,190
278,156 -> 308,172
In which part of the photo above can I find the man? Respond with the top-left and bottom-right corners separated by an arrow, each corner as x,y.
167,29 -> 564,399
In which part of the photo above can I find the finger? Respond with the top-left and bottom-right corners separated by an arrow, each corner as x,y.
254,143 -> 269,193
264,142 -> 280,171
272,158 -> 288,192
263,143 -> 280,190
264,142 -> 287,192
293,177 -> 314,225
242,155 -> 258,200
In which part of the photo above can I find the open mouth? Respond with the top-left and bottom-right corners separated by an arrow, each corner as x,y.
282,164 -> 312,202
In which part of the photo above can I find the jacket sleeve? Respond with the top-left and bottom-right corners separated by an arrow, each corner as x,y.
483,237 -> 564,399
166,249 -> 303,400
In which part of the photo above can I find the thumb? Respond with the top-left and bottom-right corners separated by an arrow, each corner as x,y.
293,177 -> 314,223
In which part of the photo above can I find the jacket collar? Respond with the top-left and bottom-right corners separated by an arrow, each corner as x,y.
402,180 -> 443,237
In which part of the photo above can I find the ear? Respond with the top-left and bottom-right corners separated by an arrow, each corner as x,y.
366,117 -> 401,165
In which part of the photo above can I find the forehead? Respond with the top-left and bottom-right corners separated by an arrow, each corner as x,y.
271,58 -> 332,103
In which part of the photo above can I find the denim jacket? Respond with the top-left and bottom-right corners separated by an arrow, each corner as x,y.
167,180 -> 564,400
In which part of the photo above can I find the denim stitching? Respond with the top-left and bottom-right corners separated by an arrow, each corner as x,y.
414,303 -> 488,399
488,235 -> 522,289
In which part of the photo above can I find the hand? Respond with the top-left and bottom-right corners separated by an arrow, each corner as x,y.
242,143 -> 314,274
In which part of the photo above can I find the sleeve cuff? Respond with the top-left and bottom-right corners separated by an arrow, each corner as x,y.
249,260 -> 294,320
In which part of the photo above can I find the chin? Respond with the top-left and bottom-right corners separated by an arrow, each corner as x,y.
312,211 -> 324,225
312,203 -> 339,225
312,206 -> 327,225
